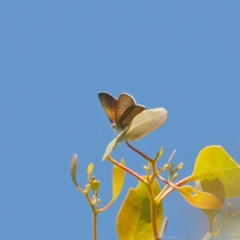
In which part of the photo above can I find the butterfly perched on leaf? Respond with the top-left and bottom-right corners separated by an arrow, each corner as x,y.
98,92 -> 145,133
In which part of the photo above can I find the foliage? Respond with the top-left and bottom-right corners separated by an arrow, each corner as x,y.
70,108 -> 240,240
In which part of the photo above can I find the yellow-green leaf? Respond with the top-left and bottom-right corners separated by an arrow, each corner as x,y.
116,179 -> 163,240
70,154 -> 78,187
102,130 -> 127,161
190,146 -> 240,197
197,178 -> 225,229
126,108 -> 168,142
112,159 -> 125,201
178,185 -> 222,209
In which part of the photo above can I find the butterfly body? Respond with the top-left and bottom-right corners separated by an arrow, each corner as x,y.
98,92 -> 145,132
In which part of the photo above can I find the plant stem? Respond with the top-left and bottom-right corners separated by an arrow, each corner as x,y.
125,141 -> 153,162
107,155 -> 146,184
156,177 -> 186,204
148,186 -> 160,240
93,211 -> 97,240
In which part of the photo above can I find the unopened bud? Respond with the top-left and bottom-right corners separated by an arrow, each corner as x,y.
91,180 -> 100,193
87,163 -> 94,180
173,173 -> 178,181
177,162 -> 183,170
163,164 -> 168,171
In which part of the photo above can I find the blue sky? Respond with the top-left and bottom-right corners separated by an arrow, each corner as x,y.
1,1 -> 240,239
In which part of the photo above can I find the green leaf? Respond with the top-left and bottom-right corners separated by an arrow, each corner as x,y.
126,108 -> 168,142
70,154 -> 79,187
196,178 -> 225,229
112,159 -> 125,201
116,179 -> 163,240
178,185 -> 222,209
190,146 -> 240,197
102,130 -> 127,161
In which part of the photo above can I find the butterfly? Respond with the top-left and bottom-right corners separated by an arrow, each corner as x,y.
98,92 -> 145,133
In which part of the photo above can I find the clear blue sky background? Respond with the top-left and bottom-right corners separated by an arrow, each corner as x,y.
1,1 -> 240,240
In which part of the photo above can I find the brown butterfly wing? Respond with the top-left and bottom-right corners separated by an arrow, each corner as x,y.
98,92 -> 117,124
116,93 -> 145,131
118,105 -> 145,130
115,93 -> 135,122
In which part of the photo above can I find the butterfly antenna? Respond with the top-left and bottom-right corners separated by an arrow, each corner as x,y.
94,124 -> 109,131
